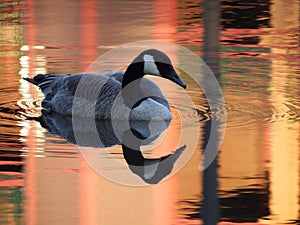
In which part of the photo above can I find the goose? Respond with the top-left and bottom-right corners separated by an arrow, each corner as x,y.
24,49 -> 186,120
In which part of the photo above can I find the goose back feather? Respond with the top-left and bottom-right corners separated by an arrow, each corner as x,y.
25,72 -> 171,120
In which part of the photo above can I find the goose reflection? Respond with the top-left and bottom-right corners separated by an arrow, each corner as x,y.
34,110 -> 186,184
122,129 -> 185,184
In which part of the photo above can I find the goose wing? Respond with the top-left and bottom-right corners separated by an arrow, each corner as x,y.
24,72 -> 123,97
24,73 -> 123,116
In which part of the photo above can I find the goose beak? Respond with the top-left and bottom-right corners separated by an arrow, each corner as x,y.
165,66 -> 187,89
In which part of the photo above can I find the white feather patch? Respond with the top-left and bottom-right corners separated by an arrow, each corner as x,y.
144,160 -> 160,179
143,54 -> 160,76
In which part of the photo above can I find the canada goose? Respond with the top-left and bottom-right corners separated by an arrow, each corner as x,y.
24,49 -> 186,120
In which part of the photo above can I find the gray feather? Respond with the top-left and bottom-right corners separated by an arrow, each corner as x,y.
24,72 -> 171,120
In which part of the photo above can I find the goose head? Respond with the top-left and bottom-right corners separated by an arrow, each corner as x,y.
121,129 -> 186,184
122,49 -> 186,89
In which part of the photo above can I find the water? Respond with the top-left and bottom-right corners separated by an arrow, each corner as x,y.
0,0 -> 299,224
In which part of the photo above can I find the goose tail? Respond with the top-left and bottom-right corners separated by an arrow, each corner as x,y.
23,74 -> 47,86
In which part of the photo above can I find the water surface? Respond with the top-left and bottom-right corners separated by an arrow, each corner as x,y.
0,0 -> 299,224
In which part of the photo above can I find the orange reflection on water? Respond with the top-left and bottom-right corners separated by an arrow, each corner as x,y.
258,0 -> 300,223
153,0 -> 177,41
0,0 -> 298,224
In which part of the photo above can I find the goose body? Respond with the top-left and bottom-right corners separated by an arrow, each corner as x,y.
24,49 -> 186,120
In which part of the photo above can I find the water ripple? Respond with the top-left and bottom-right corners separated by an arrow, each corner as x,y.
16,98 -> 42,118
171,104 -> 211,126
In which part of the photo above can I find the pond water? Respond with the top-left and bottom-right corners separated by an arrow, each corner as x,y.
0,0 -> 299,225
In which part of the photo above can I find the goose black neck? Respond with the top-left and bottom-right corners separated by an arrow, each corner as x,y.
122,61 -> 144,89
121,62 -> 146,108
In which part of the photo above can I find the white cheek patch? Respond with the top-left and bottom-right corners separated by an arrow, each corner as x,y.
144,160 -> 160,179
143,54 -> 160,76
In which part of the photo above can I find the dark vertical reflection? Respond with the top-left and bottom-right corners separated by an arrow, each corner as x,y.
203,0 -> 220,77
201,120 -> 220,225
201,0 -> 221,224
